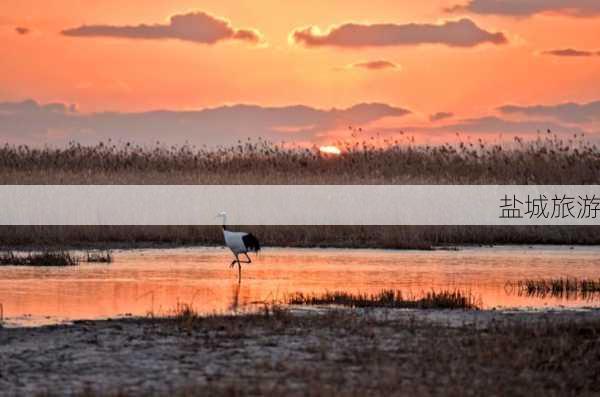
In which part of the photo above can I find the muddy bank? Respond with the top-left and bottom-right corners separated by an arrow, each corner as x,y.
1,308 -> 600,396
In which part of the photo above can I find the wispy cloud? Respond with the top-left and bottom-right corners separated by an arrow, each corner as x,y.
62,11 -> 261,44
542,48 -> 600,57
447,0 -> 600,17
0,100 -> 410,146
499,100 -> 600,123
15,27 -> 30,35
430,112 -> 454,122
350,60 -> 399,70
402,116 -> 588,138
292,18 -> 507,48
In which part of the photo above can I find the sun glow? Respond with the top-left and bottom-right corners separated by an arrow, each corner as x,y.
319,145 -> 341,155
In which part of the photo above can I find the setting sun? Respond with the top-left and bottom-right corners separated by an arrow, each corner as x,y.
319,145 -> 342,155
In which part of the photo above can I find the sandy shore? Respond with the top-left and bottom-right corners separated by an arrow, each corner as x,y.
1,308 -> 600,396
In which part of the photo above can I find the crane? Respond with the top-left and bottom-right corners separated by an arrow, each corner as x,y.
216,212 -> 260,282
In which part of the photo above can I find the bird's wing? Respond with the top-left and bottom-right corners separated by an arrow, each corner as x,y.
242,233 -> 261,252
224,231 -> 247,253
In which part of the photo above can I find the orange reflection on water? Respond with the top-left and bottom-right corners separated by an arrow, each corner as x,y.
1,246 -> 600,327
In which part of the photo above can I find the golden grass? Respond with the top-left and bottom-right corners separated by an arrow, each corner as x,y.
287,289 -> 481,310
1,134 -> 598,247
0,133 -> 598,184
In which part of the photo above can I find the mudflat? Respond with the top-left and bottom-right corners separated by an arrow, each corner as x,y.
1,308 -> 599,396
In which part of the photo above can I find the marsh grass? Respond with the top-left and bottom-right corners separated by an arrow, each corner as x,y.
0,250 -> 79,266
1,133 -> 598,184
85,249 -> 113,263
509,278 -> 600,300
169,301 -> 291,335
287,289 -> 481,310
1,225 -> 599,249
1,134 -> 599,247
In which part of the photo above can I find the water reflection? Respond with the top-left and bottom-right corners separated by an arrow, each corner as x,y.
1,246 -> 600,327
504,279 -> 600,301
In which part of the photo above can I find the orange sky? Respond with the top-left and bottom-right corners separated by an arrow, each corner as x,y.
1,0 -> 600,146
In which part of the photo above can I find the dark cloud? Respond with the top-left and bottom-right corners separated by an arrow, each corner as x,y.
543,48 -> 599,57
292,18 -> 507,48
447,0 -> 600,17
430,112 -> 454,122
499,100 -> 600,123
407,116 -> 588,137
61,12 -> 261,44
0,100 -> 409,146
15,27 -> 30,35
351,60 -> 398,70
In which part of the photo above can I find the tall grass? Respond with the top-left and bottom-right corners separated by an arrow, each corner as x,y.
1,134 -> 598,247
509,278 -> 600,300
287,289 -> 481,310
85,249 -> 112,263
0,225 -> 598,249
0,133 -> 598,184
0,250 -> 79,266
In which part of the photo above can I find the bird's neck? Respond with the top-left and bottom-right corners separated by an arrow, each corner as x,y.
221,215 -> 228,231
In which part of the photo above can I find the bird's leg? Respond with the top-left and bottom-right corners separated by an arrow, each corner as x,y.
243,253 -> 252,264
238,261 -> 242,284
231,254 -> 239,268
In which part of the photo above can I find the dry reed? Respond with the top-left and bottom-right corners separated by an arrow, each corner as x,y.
0,250 -> 79,266
509,278 -> 600,300
0,133 -> 598,184
287,289 -> 480,310
1,134 -> 598,247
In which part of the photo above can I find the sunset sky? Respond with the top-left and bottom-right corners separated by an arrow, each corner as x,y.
1,0 -> 600,146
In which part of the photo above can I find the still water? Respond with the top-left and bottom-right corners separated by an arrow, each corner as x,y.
1,246 -> 600,327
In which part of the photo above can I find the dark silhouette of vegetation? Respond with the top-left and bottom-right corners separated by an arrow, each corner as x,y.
508,278 -> 600,300
0,250 -> 79,266
85,249 -> 113,263
0,133 -> 598,184
1,134 -> 598,248
287,289 -> 481,310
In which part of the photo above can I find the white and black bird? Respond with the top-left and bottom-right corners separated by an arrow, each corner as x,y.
217,212 -> 260,282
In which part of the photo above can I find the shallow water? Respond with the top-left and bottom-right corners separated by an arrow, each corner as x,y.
1,246 -> 600,327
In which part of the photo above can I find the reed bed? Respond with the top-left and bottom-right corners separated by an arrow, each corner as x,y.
1,225 -> 599,249
509,278 -> 600,300
0,250 -> 79,266
0,133 -> 598,184
85,249 -> 113,263
287,289 -> 481,310
1,134 -> 598,247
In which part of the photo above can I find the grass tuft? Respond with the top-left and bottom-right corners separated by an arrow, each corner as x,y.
287,289 -> 480,310
509,278 -> 600,300
0,250 -> 80,266
85,249 -> 113,263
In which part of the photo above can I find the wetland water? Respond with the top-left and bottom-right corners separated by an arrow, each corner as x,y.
1,246 -> 600,327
